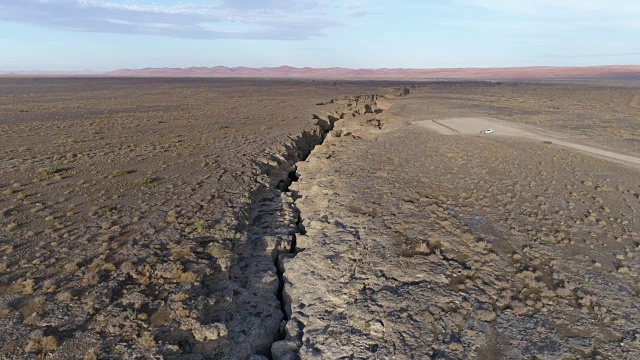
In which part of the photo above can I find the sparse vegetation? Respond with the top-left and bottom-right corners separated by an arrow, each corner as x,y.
37,167 -> 61,176
207,243 -> 232,258
112,169 -> 129,177
194,219 -> 208,232
136,177 -> 156,185
0,305 -> 10,319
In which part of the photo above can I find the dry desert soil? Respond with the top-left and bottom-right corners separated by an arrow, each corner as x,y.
1,78 -> 640,359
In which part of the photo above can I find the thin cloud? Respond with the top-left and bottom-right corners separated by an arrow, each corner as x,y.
456,0 -> 640,17
0,0 -> 364,40
348,10 -> 380,17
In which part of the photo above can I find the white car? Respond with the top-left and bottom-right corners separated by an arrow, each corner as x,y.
484,128 -> 494,134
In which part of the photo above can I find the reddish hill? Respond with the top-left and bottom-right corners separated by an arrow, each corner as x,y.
105,65 -> 640,80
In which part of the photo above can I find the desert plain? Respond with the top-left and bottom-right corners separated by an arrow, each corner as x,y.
0,77 -> 640,359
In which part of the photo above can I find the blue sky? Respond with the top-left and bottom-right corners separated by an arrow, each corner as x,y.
1,0 -> 639,70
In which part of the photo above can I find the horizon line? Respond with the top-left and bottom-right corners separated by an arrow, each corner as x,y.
1,63 -> 640,74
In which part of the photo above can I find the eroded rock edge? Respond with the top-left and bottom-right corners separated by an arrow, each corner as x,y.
267,87 -> 412,359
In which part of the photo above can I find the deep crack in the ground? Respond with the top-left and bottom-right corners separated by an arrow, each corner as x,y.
233,108 -> 342,359
272,120 -> 338,345
264,87 -> 412,359
225,87 -> 411,359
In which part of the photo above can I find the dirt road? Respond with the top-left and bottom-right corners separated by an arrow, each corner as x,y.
415,117 -> 640,170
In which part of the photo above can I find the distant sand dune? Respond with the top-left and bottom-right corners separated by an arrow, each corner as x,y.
103,65 -> 640,80
4,65 -> 640,80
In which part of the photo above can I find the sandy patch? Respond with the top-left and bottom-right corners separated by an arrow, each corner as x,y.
414,117 -> 640,170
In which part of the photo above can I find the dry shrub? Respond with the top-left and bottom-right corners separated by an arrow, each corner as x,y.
42,335 -> 59,352
166,210 -> 178,223
19,296 -> 45,319
62,262 -> 79,274
83,348 -> 99,360
120,261 -> 136,275
1,244 -> 14,253
82,271 -> 101,287
112,170 -> 129,177
477,309 -> 497,322
170,246 -> 193,261
207,244 -> 231,258
23,314 -> 41,326
194,219 -> 208,232
138,332 -> 156,350
25,330 -> 58,354
150,306 -> 171,326
136,177 -> 156,185
414,241 -> 430,254
37,167 -> 61,177
178,271 -> 198,284
3,278 -> 35,295
171,292 -> 189,302
86,259 -> 116,275
41,279 -> 57,293
0,306 -> 11,318
55,291 -> 73,302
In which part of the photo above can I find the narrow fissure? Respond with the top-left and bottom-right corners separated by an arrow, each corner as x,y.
274,167 -> 305,344
272,126 -> 335,346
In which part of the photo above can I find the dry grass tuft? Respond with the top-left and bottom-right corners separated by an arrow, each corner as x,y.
83,348 -> 99,360
62,261 -> 79,274
171,292 -> 190,302
138,332 -> 156,350
194,219 -> 208,232
170,247 -> 193,261
2,278 -> 36,295
37,167 -> 61,176
18,296 -> 45,319
112,169 -> 129,177
150,306 -> 171,326
55,291 -> 73,302
0,306 -> 11,319
25,330 -> 58,354
207,244 -> 232,258
178,271 -> 198,284
136,177 -> 156,185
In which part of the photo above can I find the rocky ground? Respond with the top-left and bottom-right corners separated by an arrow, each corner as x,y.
1,79 -> 639,359
279,83 -> 640,359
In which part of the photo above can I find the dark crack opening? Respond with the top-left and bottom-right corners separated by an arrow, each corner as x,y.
260,87 -> 413,359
